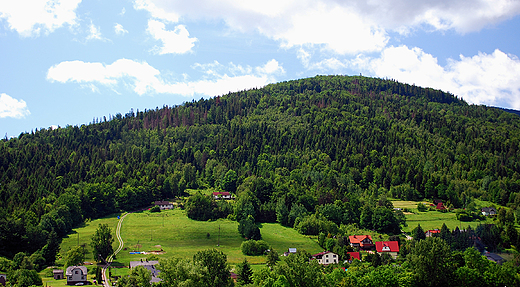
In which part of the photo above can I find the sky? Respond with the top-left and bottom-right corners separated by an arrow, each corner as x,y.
1,0 -> 520,138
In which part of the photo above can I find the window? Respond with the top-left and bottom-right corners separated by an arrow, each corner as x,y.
75,271 -> 78,274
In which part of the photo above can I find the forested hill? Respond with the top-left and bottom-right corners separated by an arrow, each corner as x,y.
1,75 -> 520,259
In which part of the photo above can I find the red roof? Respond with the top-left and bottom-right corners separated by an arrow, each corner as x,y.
375,241 -> 399,253
349,235 -> 374,246
347,252 -> 360,261
426,229 -> 440,234
436,202 -> 446,210
212,192 -> 230,196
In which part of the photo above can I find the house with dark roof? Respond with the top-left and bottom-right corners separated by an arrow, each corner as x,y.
375,241 -> 400,259
312,251 -> 339,265
481,207 -> 497,216
154,201 -> 173,210
53,269 -> 64,280
129,260 -> 161,283
66,266 -> 88,285
349,235 -> 374,250
484,252 -> 505,264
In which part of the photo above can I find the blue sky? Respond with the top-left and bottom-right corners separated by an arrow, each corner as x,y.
1,0 -> 520,138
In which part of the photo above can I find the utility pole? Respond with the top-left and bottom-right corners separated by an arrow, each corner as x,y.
217,225 -> 220,247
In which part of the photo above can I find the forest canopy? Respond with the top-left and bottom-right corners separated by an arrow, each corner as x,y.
1,75 -> 520,261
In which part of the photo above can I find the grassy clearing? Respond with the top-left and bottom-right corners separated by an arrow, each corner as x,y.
58,208 -> 322,273
392,200 -> 494,233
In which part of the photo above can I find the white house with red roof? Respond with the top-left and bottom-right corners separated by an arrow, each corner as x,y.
312,251 -> 339,265
425,229 -> 440,237
375,241 -> 400,259
212,192 -> 231,200
349,235 -> 374,250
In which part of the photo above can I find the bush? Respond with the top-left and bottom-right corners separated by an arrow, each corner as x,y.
241,240 -> 269,256
417,203 -> 428,212
150,206 -> 161,213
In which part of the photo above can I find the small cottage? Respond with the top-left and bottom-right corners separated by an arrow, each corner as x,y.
212,192 -> 232,200
66,266 -> 88,285
154,201 -> 173,210
425,229 -> 440,237
312,251 -> 339,265
53,269 -> 64,280
481,207 -> 497,216
375,241 -> 400,259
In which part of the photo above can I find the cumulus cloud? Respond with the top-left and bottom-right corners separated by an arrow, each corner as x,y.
132,0 -> 520,55
47,58 -> 283,97
146,20 -> 197,54
350,46 -> 520,109
114,23 -> 128,35
0,93 -> 30,119
0,0 -> 81,37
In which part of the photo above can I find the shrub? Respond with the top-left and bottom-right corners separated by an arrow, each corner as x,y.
150,206 -> 161,213
241,240 -> 269,256
417,203 -> 428,212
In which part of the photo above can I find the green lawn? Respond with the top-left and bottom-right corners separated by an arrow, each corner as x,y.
392,200 -> 495,233
58,208 -> 322,272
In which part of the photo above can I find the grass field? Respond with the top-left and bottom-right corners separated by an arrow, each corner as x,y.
392,200 -> 495,233
55,207 -> 322,282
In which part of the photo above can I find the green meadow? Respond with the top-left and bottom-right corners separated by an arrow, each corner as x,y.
392,200 -> 495,233
57,208 -> 322,275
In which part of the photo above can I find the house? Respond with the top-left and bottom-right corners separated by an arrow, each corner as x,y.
347,252 -> 361,262
312,251 -> 339,265
130,260 -> 161,283
481,207 -> 497,216
283,248 -> 297,256
66,266 -> 88,285
349,235 -> 374,250
53,269 -> 64,280
0,274 -> 6,286
436,202 -> 446,210
484,252 -> 505,265
375,241 -> 400,259
154,201 -> 173,210
212,192 -> 232,200
425,229 -> 440,237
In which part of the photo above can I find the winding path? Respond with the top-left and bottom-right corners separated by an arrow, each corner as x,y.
102,212 -> 130,287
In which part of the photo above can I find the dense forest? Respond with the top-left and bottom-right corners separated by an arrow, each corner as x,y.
2,75 -> 520,269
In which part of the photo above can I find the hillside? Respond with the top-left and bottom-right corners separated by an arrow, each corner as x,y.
2,75 -> 520,260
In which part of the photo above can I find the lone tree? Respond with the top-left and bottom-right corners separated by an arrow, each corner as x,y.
90,224 -> 114,262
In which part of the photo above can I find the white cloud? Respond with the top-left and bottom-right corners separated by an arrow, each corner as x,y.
146,19 -> 197,54
351,46 -> 520,109
0,93 -> 30,119
132,0 -> 520,56
86,22 -> 104,41
0,0 -> 81,37
114,23 -> 128,35
47,58 -> 283,97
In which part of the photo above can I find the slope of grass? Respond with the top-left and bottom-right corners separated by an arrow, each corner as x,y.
59,208 -> 322,270
392,200 -> 494,233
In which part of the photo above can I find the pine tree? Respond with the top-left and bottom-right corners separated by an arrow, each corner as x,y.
237,258 -> 253,285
